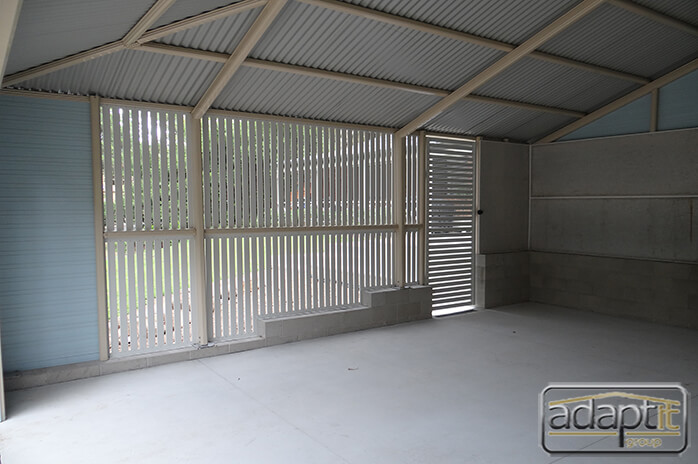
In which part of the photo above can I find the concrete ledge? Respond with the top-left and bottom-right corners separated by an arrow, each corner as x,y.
259,285 -> 433,347
4,286 -> 432,391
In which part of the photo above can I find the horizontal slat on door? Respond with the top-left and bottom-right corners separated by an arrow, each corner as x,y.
427,136 -> 476,313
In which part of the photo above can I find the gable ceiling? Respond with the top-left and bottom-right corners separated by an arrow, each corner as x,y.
3,0 -> 698,142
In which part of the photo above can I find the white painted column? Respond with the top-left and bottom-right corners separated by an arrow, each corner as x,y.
417,131 -> 427,285
187,116 -> 209,345
394,134 -> 406,287
90,96 -> 109,360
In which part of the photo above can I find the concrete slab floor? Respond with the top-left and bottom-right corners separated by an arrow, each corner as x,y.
1,302 -> 697,464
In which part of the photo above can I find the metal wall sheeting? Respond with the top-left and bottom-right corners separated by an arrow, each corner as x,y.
0,95 -> 100,371
213,65 -> 441,127
156,6 -> 263,54
6,0 -> 151,75
251,0 -> 505,90
16,50 -> 223,107
539,2 -> 698,79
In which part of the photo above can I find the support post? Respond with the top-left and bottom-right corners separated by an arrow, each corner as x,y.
187,116 -> 209,345
90,96 -> 109,360
394,134 -> 406,287
417,131 -> 427,285
650,89 -> 659,132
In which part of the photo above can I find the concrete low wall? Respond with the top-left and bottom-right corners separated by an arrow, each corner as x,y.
530,251 -> 698,329
4,286 -> 432,391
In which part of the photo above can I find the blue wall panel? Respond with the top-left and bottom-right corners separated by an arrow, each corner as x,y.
560,94 -> 651,141
658,70 -> 698,131
0,95 -> 99,371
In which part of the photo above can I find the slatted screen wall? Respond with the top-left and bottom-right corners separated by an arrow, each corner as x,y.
202,115 -> 396,340
102,105 -> 194,355
101,104 -> 432,353
426,135 -> 476,313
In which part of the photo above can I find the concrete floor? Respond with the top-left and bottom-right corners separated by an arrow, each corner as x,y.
1,302 -> 697,464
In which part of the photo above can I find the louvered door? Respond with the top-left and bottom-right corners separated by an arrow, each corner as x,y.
426,135 -> 476,315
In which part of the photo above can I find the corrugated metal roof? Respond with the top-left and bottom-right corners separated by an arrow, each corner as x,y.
13,49 -> 222,107
156,7 -> 262,54
424,99 -> 576,142
475,57 -> 640,113
631,0 -> 698,26
6,0 -> 151,75
250,0 -> 505,90
340,0 -> 582,44
539,2 -> 698,79
152,0 -> 249,29
213,65 -> 440,127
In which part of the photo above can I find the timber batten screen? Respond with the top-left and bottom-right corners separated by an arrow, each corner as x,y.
101,104 -> 194,355
426,135 -> 476,314
202,115 -> 396,340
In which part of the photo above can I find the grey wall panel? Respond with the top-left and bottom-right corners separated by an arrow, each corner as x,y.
530,198 -> 698,262
479,140 -> 528,254
532,128 -> 698,196
530,251 -> 698,329
0,95 -> 100,372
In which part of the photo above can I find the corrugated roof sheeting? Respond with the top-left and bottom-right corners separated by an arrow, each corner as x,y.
156,7 -> 262,54
12,50 -> 222,107
6,0 -> 150,75
475,57 -> 640,113
539,2 -> 698,79
424,100 -> 576,142
250,0 -> 505,90
341,0 -> 582,44
152,0 -> 249,29
213,66 -> 440,127
631,0 -> 698,26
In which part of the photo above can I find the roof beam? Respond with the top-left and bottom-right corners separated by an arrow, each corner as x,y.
1,0 -> 264,87
296,0 -> 649,85
0,0 -> 23,87
395,0 -> 605,138
535,57 -> 698,143
137,0 -> 266,44
192,0 -> 286,119
607,0 -> 698,37
3,41 -> 124,87
122,0 -> 177,46
139,42 -> 586,118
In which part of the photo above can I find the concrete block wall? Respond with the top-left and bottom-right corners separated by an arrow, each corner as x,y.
530,128 -> 698,327
530,252 -> 698,329
476,252 -> 530,308
476,140 -> 529,308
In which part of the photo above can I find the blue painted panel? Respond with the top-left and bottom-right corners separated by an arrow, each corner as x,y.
658,70 -> 698,131
0,95 -> 99,371
560,94 -> 651,141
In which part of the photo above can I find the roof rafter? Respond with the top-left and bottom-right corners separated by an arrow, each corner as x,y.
140,42 -> 586,118
608,0 -> 698,37
137,0 -> 266,44
192,0 -> 287,119
535,57 -> 698,143
395,0 -> 606,138
122,0 -> 177,46
296,0 -> 649,85
1,0 -> 265,87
